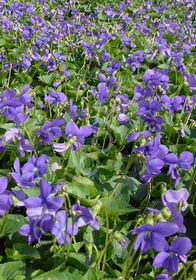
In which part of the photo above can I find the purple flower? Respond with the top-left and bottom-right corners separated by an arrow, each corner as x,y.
52,210 -> 78,244
63,65 -> 70,80
65,120 -> 94,151
91,83 -> 110,104
132,222 -> 178,253
165,151 -> 194,187
161,188 -> 189,212
141,156 -> 165,182
24,179 -> 63,219
0,137 -> 5,152
178,151 -> 194,171
127,130 -> 152,143
4,128 -> 35,157
82,41 -> 95,57
54,52 -> 66,63
133,85 -> 153,100
117,113 -> 129,124
106,60 -> 122,75
138,99 -> 161,117
113,93 -> 131,114
161,95 -> 184,114
44,89 -> 66,106
0,176 -> 13,215
155,272 -> 172,280
20,154 -> 49,187
71,200 -> 100,230
34,118 -> 65,144
19,214 -> 54,244
142,115 -> 164,132
153,237 -> 192,273
143,69 -> 169,87
69,99 -> 78,119
47,58 -> 55,72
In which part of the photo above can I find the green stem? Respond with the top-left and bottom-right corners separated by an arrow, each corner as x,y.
121,237 -> 136,277
0,211 -> 8,236
76,139 -> 81,175
188,159 -> 196,194
127,253 -> 142,277
101,203 -> 109,280
178,260 -> 196,280
64,216 -> 74,262
62,195 -> 68,258
109,152 -> 138,197
0,148 -> 7,161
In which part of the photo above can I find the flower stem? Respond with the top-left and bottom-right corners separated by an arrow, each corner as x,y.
109,152 -> 137,197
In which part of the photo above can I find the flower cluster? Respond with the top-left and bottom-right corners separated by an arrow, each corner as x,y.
132,188 -> 192,279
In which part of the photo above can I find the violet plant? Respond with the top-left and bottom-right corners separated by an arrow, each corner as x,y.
0,0 -> 195,279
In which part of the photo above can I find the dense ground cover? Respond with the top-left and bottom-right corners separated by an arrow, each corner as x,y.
0,0 -> 196,279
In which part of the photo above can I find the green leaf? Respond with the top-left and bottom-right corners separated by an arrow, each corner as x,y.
111,235 -> 133,269
83,268 -> 98,280
67,252 -> 87,273
97,176 -> 148,202
38,74 -> 54,85
163,33 -> 176,43
32,267 -> 82,280
110,119 -> 130,145
134,274 -> 154,280
14,243 -> 40,259
0,214 -> 27,237
0,261 -> 25,280
100,197 -> 138,217
0,37 -> 15,49
66,175 -> 99,200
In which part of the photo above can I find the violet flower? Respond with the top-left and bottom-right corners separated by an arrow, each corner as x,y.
161,188 -> 189,212
20,154 -> 49,187
19,213 -> 54,244
34,118 -> 65,144
153,237 -> 192,273
0,176 -> 13,215
132,221 -> 178,253
52,210 -> 78,244
24,179 -> 63,219
65,120 -> 94,151
4,128 -> 35,157
71,200 -> 100,230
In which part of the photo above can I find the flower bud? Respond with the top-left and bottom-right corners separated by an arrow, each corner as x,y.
161,207 -> 172,221
177,199 -> 187,212
155,212 -> 164,222
116,96 -> 122,104
160,183 -> 167,195
139,135 -> 146,146
92,200 -> 103,216
114,231 -> 126,246
144,212 -> 154,225
85,243 -> 93,265
183,76 -> 189,87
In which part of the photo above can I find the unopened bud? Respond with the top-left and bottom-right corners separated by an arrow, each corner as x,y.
85,243 -> 93,256
161,207 -> 172,221
160,183 -> 167,195
177,199 -> 187,212
144,212 -> 154,225
155,212 -> 164,222
183,76 -> 189,87
114,231 -> 126,246
116,96 -> 122,104
193,263 -> 196,271
92,200 -> 103,216
139,135 -> 146,146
